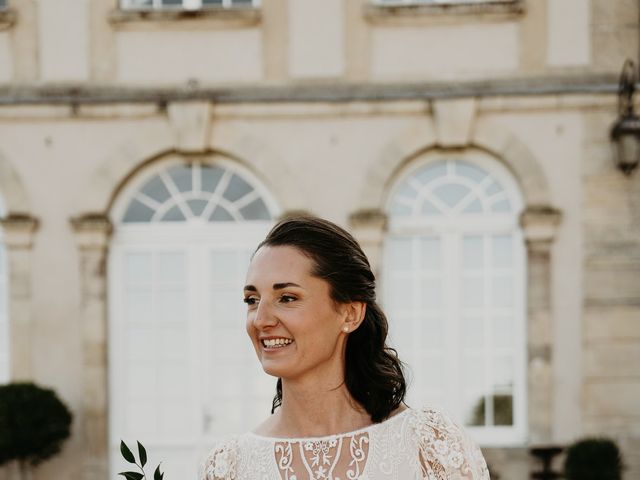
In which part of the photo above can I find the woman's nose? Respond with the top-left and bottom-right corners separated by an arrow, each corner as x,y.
252,301 -> 278,329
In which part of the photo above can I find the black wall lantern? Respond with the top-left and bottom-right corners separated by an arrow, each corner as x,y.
611,59 -> 640,175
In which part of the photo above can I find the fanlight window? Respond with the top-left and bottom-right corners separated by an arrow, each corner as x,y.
389,159 -> 513,218
122,163 -> 271,223
384,157 -> 526,445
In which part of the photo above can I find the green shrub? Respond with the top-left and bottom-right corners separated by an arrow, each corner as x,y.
0,382 -> 72,468
564,438 -> 623,480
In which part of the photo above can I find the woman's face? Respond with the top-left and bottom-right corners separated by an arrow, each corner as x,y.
244,245 -> 349,382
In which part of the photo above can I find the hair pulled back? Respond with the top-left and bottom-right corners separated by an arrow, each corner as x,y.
255,215 -> 406,423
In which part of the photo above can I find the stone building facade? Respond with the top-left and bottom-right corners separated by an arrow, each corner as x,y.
0,0 -> 638,479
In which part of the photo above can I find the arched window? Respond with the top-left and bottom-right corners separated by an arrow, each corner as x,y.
0,195 -> 8,383
384,152 -> 526,445
109,157 -> 279,479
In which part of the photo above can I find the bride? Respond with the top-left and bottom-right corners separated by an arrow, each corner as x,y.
201,216 -> 489,480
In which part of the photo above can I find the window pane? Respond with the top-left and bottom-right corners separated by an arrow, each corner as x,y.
455,161 -> 488,183
493,394 -> 514,426
386,237 -> 413,271
161,0 -> 182,6
126,253 -> 153,284
462,276 -> 483,308
420,199 -> 441,215
493,315 -> 513,348
491,198 -> 512,213
461,316 -> 484,348
141,176 -> 171,204
239,198 -> 270,220
201,166 -> 225,193
157,252 -> 185,284
161,205 -> 187,222
123,199 -> 155,223
463,236 -> 484,269
492,234 -> 513,268
492,275 -> 514,308
420,237 -> 440,270
224,174 -> 253,202
168,165 -> 192,193
187,199 -> 208,217
415,162 -> 447,185
209,205 -> 234,222
433,183 -> 470,208
123,0 -> 153,9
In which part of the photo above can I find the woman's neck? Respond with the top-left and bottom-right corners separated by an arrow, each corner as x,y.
265,376 -> 372,438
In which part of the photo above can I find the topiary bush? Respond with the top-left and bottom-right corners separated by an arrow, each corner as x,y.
564,437 -> 624,480
0,382 -> 72,477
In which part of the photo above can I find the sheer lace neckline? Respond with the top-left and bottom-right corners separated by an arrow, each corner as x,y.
245,407 -> 410,443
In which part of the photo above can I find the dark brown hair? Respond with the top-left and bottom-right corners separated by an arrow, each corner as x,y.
255,215 -> 406,423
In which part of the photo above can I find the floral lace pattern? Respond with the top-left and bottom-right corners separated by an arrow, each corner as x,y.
201,407 -> 490,480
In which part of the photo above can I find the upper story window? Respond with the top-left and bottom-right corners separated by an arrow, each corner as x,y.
0,1 -> 7,10
120,0 -> 258,10
374,0 -> 516,5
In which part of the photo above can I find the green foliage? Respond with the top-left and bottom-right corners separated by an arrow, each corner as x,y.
119,440 -> 164,480
564,438 -> 623,480
0,382 -> 72,467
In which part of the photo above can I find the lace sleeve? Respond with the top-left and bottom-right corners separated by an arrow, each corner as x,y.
199,438 -> 239,480
412,407 -> 490,480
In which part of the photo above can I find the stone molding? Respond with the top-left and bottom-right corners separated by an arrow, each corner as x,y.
81,122 -> 294,215
432,98 -> 477,147
70,214 -> 113,250
0,7 -> 17,32
0,214 -> 38,381
0,214 -> 39,249
520,206 -> 563,253
70,213 -> 112,480
349,208 -> 388,274
358,113 -> 552,211
167,101 -> 213,153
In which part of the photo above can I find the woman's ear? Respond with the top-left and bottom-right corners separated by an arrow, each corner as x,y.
342,302 -> 366,333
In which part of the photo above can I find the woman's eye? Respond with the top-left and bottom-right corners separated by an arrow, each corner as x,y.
280,295 -> 296,303
243,297 -> 258,306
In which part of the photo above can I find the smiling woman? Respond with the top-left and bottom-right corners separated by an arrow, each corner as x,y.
200,216 -> 490,480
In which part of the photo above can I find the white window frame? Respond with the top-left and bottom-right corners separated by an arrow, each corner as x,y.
120,0 -> 259,11
383,151 -> 527,446
373,0 -> 516,5
108,156 -> 279,478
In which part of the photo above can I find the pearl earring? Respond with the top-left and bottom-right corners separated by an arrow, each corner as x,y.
343,326 -> 349,332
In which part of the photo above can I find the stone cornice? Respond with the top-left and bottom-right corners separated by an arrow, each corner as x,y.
0,74 -> 625,107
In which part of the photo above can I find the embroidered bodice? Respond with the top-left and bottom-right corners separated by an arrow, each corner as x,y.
200,407 -> 490,480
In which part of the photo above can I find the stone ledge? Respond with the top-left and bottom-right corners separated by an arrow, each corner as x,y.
0,7 -> 16,31
364,0 -> 525,25
108,6 -> 261,28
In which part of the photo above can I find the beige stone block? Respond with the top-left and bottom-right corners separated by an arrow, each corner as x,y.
432,98 -> 476,147
584,306 -> 640,341
77,104 -> 159,119
288,0 -> 345,78
115,29 -> 262,84
38,0 -> 89,81
592,26 -> 638,71
592,0 -> 640,27
168,101 -> 212,152
547,0 -> 590,67
0,32 -> 12,82
370,23 -> 518,80
584,260 -> 640,305
0,105 -> 73,119
585,342 -> 640,378
584,381 -> 640,416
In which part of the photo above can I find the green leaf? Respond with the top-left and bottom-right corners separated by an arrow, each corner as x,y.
154,464 -> 163,480
137,441 -> 147,468
118,472 -> 144,480
120,441 -> 136,464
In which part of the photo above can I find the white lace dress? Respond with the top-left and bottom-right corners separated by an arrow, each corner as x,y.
200,407 -> 490,480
